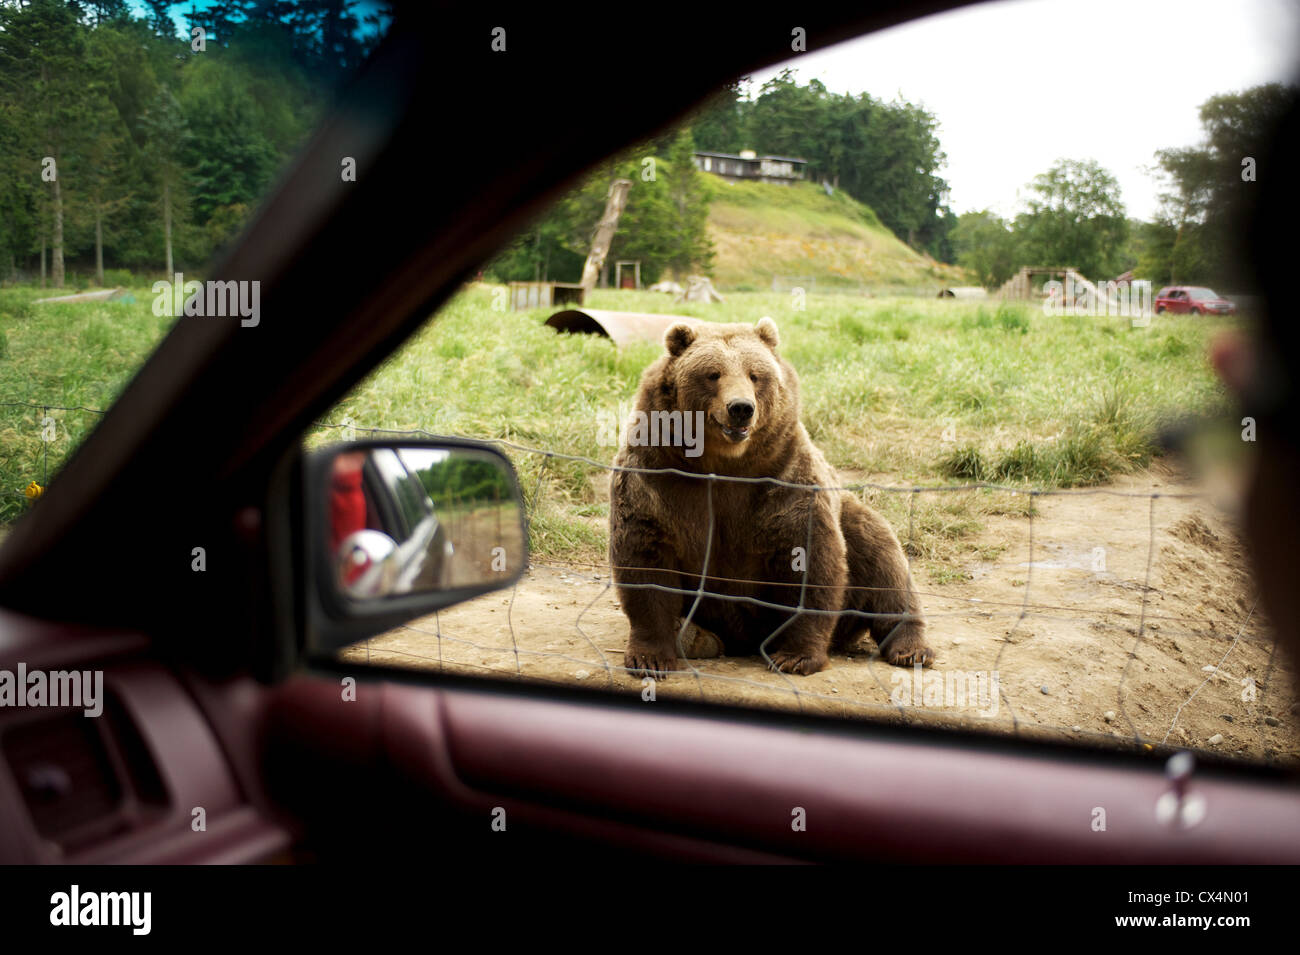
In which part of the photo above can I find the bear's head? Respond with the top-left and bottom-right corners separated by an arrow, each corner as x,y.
660,316 -> 793,459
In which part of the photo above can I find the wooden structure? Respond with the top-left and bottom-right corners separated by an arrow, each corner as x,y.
615,260 -> 641,290
998,266 -> 1077,300
693,150 -> 808,185
998,266 -> 1109,305
997,266 -> 1143,313
509,281 -> 584,311
511,179 -> 633,311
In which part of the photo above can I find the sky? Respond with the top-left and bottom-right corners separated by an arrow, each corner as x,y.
748,0 -> 1300,221
128,0 -> 391,43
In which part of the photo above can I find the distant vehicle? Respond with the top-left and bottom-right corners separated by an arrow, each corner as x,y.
1154,286 -> 1236,315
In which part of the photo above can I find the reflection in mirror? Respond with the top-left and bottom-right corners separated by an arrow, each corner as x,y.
326,445 -> 526,600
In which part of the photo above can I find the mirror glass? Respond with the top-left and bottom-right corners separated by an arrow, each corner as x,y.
324,445 -> 526,600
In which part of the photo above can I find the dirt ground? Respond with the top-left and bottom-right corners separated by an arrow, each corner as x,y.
340,462 -> 1300,767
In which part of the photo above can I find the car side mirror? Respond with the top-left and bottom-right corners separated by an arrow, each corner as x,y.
303,438 -> 528,654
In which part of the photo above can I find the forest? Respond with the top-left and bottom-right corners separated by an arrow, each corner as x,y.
0,0 -> 389,286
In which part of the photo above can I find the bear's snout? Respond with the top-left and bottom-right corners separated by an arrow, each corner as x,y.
726,398 -> 755,424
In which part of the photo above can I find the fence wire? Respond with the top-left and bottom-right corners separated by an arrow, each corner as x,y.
2,399 -> 1288,763
312,421 -> 1288,764
0,401 -> 109,504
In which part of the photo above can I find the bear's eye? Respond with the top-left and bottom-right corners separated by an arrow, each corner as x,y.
707,371 -> 721,381
749,373 -> 760,383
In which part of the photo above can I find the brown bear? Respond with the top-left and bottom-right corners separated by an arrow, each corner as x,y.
609,316 -> 932,677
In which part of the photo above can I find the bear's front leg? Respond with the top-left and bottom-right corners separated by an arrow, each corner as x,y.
619,575 -> 689,678
836,493 -> 933,667
622,599 -> 686,679
760,497 -> 847,676
610,503 -> 688,677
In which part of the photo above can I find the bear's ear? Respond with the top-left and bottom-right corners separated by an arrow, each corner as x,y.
664,322 -> 697,356
755,316 -> 780,350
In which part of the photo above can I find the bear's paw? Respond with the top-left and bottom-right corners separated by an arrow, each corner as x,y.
624,645 -> 686,679
767,647 -> 830,676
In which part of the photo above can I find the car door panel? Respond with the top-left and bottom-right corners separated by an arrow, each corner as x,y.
2,614 -> 1297,865
259,673 -> 1300,864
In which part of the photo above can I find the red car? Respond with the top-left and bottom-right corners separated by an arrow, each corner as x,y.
1154,286 -> 1237,315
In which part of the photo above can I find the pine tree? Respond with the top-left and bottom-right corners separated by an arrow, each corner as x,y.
664,129 -> 714,280
0,0 -> 95,287
139,87 -> 192,277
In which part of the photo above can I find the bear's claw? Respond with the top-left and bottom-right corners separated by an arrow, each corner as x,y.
623,648 -> 684,680
767,649 -> 830,675
880,630 -> 935,668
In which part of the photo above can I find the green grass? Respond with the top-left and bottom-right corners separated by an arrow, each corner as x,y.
704,179 -> 967,291
0,282 -> 1236,572
706,176 -> 888,230
0,285 -> 175,522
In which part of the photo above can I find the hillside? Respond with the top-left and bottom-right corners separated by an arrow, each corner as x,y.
703,178 -> 969,291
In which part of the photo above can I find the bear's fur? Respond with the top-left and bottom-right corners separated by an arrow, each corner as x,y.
610,316 -> 932,677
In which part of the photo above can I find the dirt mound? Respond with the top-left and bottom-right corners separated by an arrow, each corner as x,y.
1170,514 -> 1224,553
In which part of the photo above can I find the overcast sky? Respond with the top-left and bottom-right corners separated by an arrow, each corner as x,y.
748,0 -> 1300,221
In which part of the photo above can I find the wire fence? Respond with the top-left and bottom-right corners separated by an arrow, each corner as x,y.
2,399 -> 1290,764
0,401 -> 109,510
311,420 -> 1291,766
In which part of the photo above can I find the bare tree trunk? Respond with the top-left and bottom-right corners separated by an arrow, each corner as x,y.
95,209 -> 104,286
163,179 -> 173,278
579,179 -> 631,294
51,163 -> 64,288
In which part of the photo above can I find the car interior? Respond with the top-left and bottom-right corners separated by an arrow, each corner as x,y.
0,1 -> 1296,880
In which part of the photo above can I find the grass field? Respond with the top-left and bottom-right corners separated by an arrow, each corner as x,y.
1,284 -> 1236,576
0,286 -> 174,524
307,286 -> 1235,578
705,179 -> 966,290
